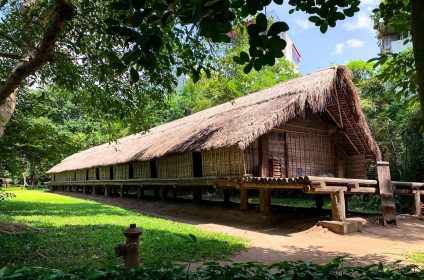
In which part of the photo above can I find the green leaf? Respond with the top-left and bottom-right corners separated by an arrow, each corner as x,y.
131,0 -> 145,9
319,22 -> 328,33
253,59 -> 262,71
110,1 -> 131,10
240,51 -> 250,62
273,0 -> 284,4
256,13 -> 267,31
130,67 -> 139,82
233,56 -> 244,64
244,63 -> 253,74
308,16 -> 321,24
267,22 -> 289,36
268,37 -> 286,51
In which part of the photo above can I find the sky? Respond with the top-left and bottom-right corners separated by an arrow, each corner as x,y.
268,0 -> 381,74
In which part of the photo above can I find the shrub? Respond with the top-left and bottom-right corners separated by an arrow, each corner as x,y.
0,258 -> 423,280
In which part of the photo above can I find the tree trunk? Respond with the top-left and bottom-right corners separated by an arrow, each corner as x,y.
0,0 -> 74,137
411,0 -> 424,115
0,90 -> 16,137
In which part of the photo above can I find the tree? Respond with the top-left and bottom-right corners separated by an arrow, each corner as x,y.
348,60 -> 424,181
372,0 -> 424,115
0,0 -> 364,137
0,87 -> 129,182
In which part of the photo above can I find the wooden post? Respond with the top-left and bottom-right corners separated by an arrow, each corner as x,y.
330,189 -> 346,221
192,189 -> 202,203
82,186 -> 86,194
223,190 -> 230,205
154,188 -> 160,199
377,161 -> 397,225
137,186 -> 143,199
259,134 -> 270,177
66,186 -> 71,192
104,186 -> 109,197
119,185 -> 124,198
240,189 -> 248,211
259,189 -> 271,214
172,187 -> 177,199
412,191 -> 422,216
160,186 -> 169,202
92,186 -> 97,195
315,195 -> 324,210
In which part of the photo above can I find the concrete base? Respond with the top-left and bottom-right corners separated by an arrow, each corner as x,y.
318,219 -> 363,235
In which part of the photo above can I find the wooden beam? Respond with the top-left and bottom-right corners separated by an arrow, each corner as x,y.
240,189 -> 248,211
331,189 -> 346,221
305,176 -> 377,186
377,161 -> 397,226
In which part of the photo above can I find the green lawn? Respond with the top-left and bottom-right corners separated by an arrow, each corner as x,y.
0,189 -> 246,270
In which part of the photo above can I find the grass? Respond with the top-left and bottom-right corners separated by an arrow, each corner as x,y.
408,252 -> 424,266
0,189 -> 246,270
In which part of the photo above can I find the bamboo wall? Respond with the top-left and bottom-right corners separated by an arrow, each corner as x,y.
202,146 -> 245,177
55,171 -> 75,182
245,126 -> 336,178
75,169 -> 87,181
99,166 -> 110,180
88,168 -> 97,180
157,153 -> 193,178
113,164 -> 129,180
133,161 -> 151,178
346,155 -> 367,179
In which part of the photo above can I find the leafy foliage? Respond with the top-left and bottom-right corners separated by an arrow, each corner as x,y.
0,190 -> 15,201
348,60 -> 424,182
0,257 -> 423,279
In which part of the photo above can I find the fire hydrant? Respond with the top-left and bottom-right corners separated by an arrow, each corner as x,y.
115,224 -> 143,268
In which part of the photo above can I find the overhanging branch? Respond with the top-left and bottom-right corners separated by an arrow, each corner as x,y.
0,0 -> 75,101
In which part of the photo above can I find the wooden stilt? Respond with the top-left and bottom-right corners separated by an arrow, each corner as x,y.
259,189 -> 271,214
192,189 -> 202,203
172,187 -> 177,199
240,189 -> 248,211
223,190 -> 230,205
330,189 -> 346,221
154,188 -> 160,199
315,195 -> 324,210
137,186 -> 143,199
160,186 -> 169,201
377,161 -> 397,225
119,185 -> 123,198
104,186 -> 109,197
82,186 -> 86,194
92,186 -> 97,195
412,191 -> 422,216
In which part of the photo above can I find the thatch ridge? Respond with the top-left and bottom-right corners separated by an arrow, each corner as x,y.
47,66 -> 381,174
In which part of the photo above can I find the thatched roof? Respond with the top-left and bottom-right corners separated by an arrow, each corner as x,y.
47,66 -> 381,174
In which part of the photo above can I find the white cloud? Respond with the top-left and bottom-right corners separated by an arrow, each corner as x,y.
343,12 -> 374,32
295,18 -> 311,30
334,39 -> 366,55
335,43 -> 344,54
346,39 -> 365,48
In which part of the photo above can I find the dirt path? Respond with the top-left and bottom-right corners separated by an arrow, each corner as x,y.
59,192 -> 424,265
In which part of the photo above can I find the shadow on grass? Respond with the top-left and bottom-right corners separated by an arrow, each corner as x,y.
0,201 -> 132,218
0,224 -> 244,271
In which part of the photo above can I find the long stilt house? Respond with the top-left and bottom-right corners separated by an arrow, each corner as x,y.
48,66 -> 423,227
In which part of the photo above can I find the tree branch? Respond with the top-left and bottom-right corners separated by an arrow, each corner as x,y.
0,52 -> 22,59
0,0 -> 75,102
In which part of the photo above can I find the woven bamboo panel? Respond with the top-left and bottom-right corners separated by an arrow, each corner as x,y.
133,161 -> 151,178
346,155 -> 367,179
157,153 -> 193,178
202,146 -> 245,177
75,169 -> 86,181
87,168 -> 96,180
286,131 -> 335,177
99,166 -> 110,180
113,164 -> 129,180
56,171 -> 75,182
244,141 -> 259,176
269,131 -> 286,177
